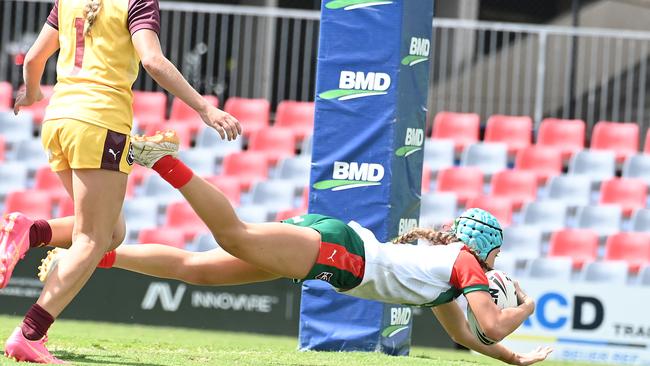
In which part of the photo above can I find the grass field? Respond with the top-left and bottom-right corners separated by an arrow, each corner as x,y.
0,315 -> 609,366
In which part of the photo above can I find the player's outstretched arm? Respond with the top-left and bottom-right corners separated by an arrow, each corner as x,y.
14,24 -> 59,115
432,302 -> 553,365
131,29 -> 241,141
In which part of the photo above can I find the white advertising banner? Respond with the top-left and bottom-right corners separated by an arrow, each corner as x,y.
500,279 -> 650,365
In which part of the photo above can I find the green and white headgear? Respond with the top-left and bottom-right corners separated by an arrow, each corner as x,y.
453,208 -> 503,262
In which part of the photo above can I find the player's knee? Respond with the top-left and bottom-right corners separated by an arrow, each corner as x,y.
210,223 -> 248,253
109,225 -> 126,250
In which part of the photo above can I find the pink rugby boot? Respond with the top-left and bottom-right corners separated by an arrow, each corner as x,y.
0,212 -> 33,288
4,327 -> 65,364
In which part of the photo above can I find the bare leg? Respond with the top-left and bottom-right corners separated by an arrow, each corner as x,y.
39,169 -> 126,317
177,175 -> 320,280
113,245 -> 279,285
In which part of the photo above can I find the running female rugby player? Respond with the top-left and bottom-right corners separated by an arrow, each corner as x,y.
36,132 -> 552,365
2,0 -> 240,362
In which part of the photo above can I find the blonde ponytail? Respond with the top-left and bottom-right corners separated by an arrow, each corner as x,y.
83,0 -> 102,37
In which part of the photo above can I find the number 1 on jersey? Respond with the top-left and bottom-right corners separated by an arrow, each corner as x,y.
72,18 -> 85,75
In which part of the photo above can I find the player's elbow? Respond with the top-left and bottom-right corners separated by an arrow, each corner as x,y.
483,325 -> 506,343
141,54 -> 166,76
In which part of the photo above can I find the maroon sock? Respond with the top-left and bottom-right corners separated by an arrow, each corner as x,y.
152,155 -> 194,189
21,304 -> 54,341
29,220 -> 52,248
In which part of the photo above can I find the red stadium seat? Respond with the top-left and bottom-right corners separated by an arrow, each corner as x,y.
484,115 -> 532,155
275,207 -> 307,222
21,85 -> 54,124
248,127 -> 296,165
168,95 -> 219,134
164,201 -> 208,241
537,118 -> 585,160
490,169 -> 537,210
224,97 -> 270,138
274,101 -> 315,141
221,151 -> 269,191
133,91 -> 167,131
421,164 -> 431,194
548,229 -> 599,269
34,166 -> 68,204
431,112 -> 480,153
129,164 -> 152,186
0,81 -> 12,110
604,232 -> 650,273
204,175 -> 241,206
57,196 -> 74,217
514,146 -> 563,185
591,121 -> 639,163
138,227 -> 186,249
466,196 -> 513,226
302,186 -> 309,208
0,135 -> 5,162
644,128 -> 650,154
599,178 -> 647,217
144,121 -> 193,148
4,190 -> 53,219
436,167 -> 483,205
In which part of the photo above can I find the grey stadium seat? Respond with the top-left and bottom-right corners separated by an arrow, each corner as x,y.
122,197 -> 159,237
501,225 -> 543,261
419,192 -> 458,227
9,139 -> 48,170
195,126 -> 243,158
524,257 -> 573,281
179,148 -> 218,176
631,208 -> 650,232
0,111 -> 34,145
189,232 -> 219,252
547,174 -> 591,208
580,261 -> 629,285
276,156 -> 311,190
250,179 -> 297,209
300,134 -> 313,156
622,154 -> 650,186
576,205 -> 622,237
236,204 -> 271,223
522,200 -> 568,234
493,253 -> 518,276
423,138 -> 455,175
638,265 -> 650,286
461,142 -> 508,176
142,174 -> 184,204
568,150 -> 616,185
0,162 -> 29,196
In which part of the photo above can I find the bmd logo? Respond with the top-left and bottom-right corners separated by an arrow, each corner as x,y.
395,128 -> 424,157
319,71 -> 391,101
401,37 -> 430,66
325,0 -> 393,10
523,292 -> 604,331
398,218 -> 418,235
141,282 -> 186,312
382,307 -> 411,338
313,161 -> 384,191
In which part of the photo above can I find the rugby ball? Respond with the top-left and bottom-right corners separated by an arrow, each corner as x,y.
467,270 -> 518,345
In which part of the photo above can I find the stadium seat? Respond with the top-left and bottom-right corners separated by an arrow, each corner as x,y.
178,149 -> 218,176
189,232 -> 219,252
521,200 -> 568,234
129,164 -> 151,186
536,118 -> 585,160
236,205 -> 271,223
57,196 -> 74,217
431,111 -> 480,152
0,162 -> 29,196
10,139 -> 48,170
34,166 -> 68,204
0,136 -> 5,162
275,207 -> 307,222
20,85 -> 53,124
274,100 -> 315,141
142,174 -> 184,204
169,95 -> 219,131
0,111 -> 34,145
133,91 -> 167,131
195,125 -> 244,159
435,167 -> 483,206
204,175 -> 242,206
514,146 -> 563,185
300,134 -> 313,156
144,121 -> 193,149
523,257 -> 573,281
493,254 -> 518,275
638,264 -> 650,285
138,227 -> 186,249
224,97 -> 270,138
248,127 -> 296,165
0,81 -> 11,110
501,225 -> 543,261
276,156 -> 311,190
250,179 -> 297,210
466,196 -> 513,226
460,143 -> 508,176
590,121 -> 639,163
423,138 -> 455,175
632,208 -> 650,232
419,192 -> 458,228
484,115 -> 532,155
599,178 -> 647,217
165,201 -> 209,241
547,174 -> 591,208
547,229 -> 599,269
3,190 -> 53,219
221,151 -> 269,191
122,197 -> 159,234
604,232 -> 650,273
580,261 -> 629,285
568,150 -> 616,185
421,165 -> 432,193
645,129 -> 650,154
490,169 -> 537,210
576,205 -> 622,238
622,154 -> 650,186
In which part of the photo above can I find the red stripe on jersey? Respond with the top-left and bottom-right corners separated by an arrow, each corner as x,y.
72,18 -> 85,75
316,242 -> 365,279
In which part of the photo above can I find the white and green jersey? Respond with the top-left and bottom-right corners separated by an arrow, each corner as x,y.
339,221 -> 489,307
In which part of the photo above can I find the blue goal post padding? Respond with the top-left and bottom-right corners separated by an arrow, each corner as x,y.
299,0 -> 434,356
